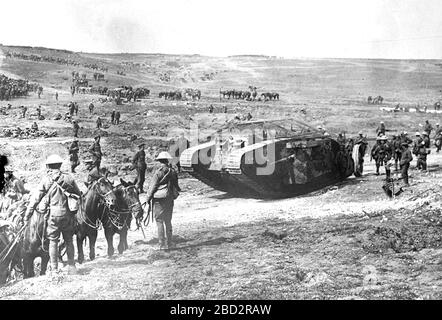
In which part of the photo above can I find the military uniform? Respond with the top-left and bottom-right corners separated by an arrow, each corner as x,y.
69,141 -> 79,173
376,123 -> 386,136
416,143 -> 427,171
89,103 -> 94,114
400,146 -> 413,186
73,121 -> 79,137
434,126 -> 442,152
132,147 -> 147,193
115,112 -> 120,125
25,167 -> 81,271
146,160 -> 180,249
111,111 -> 115,124
392,137 -> 402,171
89,140 -> 102,170
371,141 -> 392,175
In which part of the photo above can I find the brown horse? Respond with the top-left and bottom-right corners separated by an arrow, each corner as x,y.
75,177 -> 117,264
101,179 -> 143,257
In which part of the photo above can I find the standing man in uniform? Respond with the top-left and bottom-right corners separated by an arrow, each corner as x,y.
89,135 -> 102,170
422,131 -> 430,148
371,136 -> 392,175
434,123 -> 442,153
145,152 -> 181,250
69,138 -> 80,173
115,111 -> 121,125
72,120 -> 80,138
24,155 -> 81,276
111,110 -> 116,124
416,141 -> 428,171
376,121 -> 386,136
400,143 -> 412,186
96,117 -> 102,129
89,102 -> 94,114
55,92 -> 58,101
424,120 -> 433,136
132,143 -> 147,193
37,105 -> 42,120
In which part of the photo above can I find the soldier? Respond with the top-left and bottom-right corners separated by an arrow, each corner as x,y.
72,120 -> 80,138
392,135 -> 402,171
400,143 -> 412,186
55,92 -> 58,101
74,102 -> 79,116
422,131 -> 430,148
69,138 -> 80,173
2,167 -> 29,202
96,117 -> 102,129
115,111 -> 120,125
21,105 -> 27,118
424,120 -> 433,136
376,121 -> 386,136
412,132 -> 423,156
24,154 -> 81,276
337,133 -> 346,146
371,136 -> 392,175
132,143 -> 147,193
223,105 -> 228,113
416,141 -> 427,171
145,152 -> 181,250
208,104 -> 214,113
37,105 -> 42,119
69,101 -> 75,117
89,135 -> 102,170
31,122 -> 39,132
84,159 -> 106,188
89,102 -> 94,114
111,110 -> 116,124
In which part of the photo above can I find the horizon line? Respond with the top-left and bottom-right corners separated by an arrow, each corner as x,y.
1,43 -> 442,61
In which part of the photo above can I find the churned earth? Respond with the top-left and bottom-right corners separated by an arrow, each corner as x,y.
0,45 -> 441,299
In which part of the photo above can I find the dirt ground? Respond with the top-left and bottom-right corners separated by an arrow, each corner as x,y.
0,46 -> 441,299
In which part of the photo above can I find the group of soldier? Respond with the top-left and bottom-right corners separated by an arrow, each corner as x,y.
370,120 -> 441,186
0,74 -> 35,101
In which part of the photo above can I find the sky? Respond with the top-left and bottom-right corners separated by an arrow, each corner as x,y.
0,0 -> 441,59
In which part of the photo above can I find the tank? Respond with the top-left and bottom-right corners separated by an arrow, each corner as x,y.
179,119 -> 355,198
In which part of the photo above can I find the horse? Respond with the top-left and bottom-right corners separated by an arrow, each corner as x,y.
100,179 -> 143,257
75,177 -> 117,264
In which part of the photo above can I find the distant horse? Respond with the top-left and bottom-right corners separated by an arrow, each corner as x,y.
101,179 -> 143,257
75,177 -> 117,264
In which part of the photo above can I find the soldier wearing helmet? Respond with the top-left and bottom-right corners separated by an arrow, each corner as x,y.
371,135 -> 392,175
72,119 -> 80,138
422,131 -> 430,148
376,121 -> 386,136
89,135 -> 102,170
68,138 -> 80,173
144,151 -> 181,250
24,154 -> 81,276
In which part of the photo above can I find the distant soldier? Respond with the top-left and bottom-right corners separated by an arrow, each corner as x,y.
89,135 -> 102,170
21,105 -> 27,118
371,136 -> 392,175
422,131 -> 430,148
376,121 -> 386,136
31,122 -> 39,132
74,102 -> 79,116
412,132 -> 423,156
391,135 -> 402,171
223,105 -> 228,113
400,143 -> 412,186
115,111 -> 120,125
208,104 -> 214,113
55,92 -> 58,101
337,133 -> 346,146
416,141 -> 428,171
89,102 -> 94,114
96,117 -> 102,129
36,105 -> 42,119
111,110 -> 116,124
69,138 -> 80,173
132,143 -> 147,193
424,120 -> 433,136
73,120 -> 80,137
69,101 -> 75,117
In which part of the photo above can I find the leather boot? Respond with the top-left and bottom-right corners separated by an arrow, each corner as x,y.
66,239 -> 78,275
156,222 -> 167,250
49,240 -> 59,271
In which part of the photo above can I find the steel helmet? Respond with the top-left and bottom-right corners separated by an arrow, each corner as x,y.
156,151 -> 173,160
45,154 -> 63,165
415,132 -> 421,136
358,131 -> 363,135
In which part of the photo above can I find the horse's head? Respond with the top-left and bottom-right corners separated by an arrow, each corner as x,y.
118,179 -> 143,220
95,177 -> 117,207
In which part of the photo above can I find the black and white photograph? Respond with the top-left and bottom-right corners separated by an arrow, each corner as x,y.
0,0 -> 441,304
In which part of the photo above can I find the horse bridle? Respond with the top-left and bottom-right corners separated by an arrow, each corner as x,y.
95,177 -> 116,207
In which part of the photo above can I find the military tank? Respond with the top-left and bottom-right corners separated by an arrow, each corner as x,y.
179,119 -> 355,198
